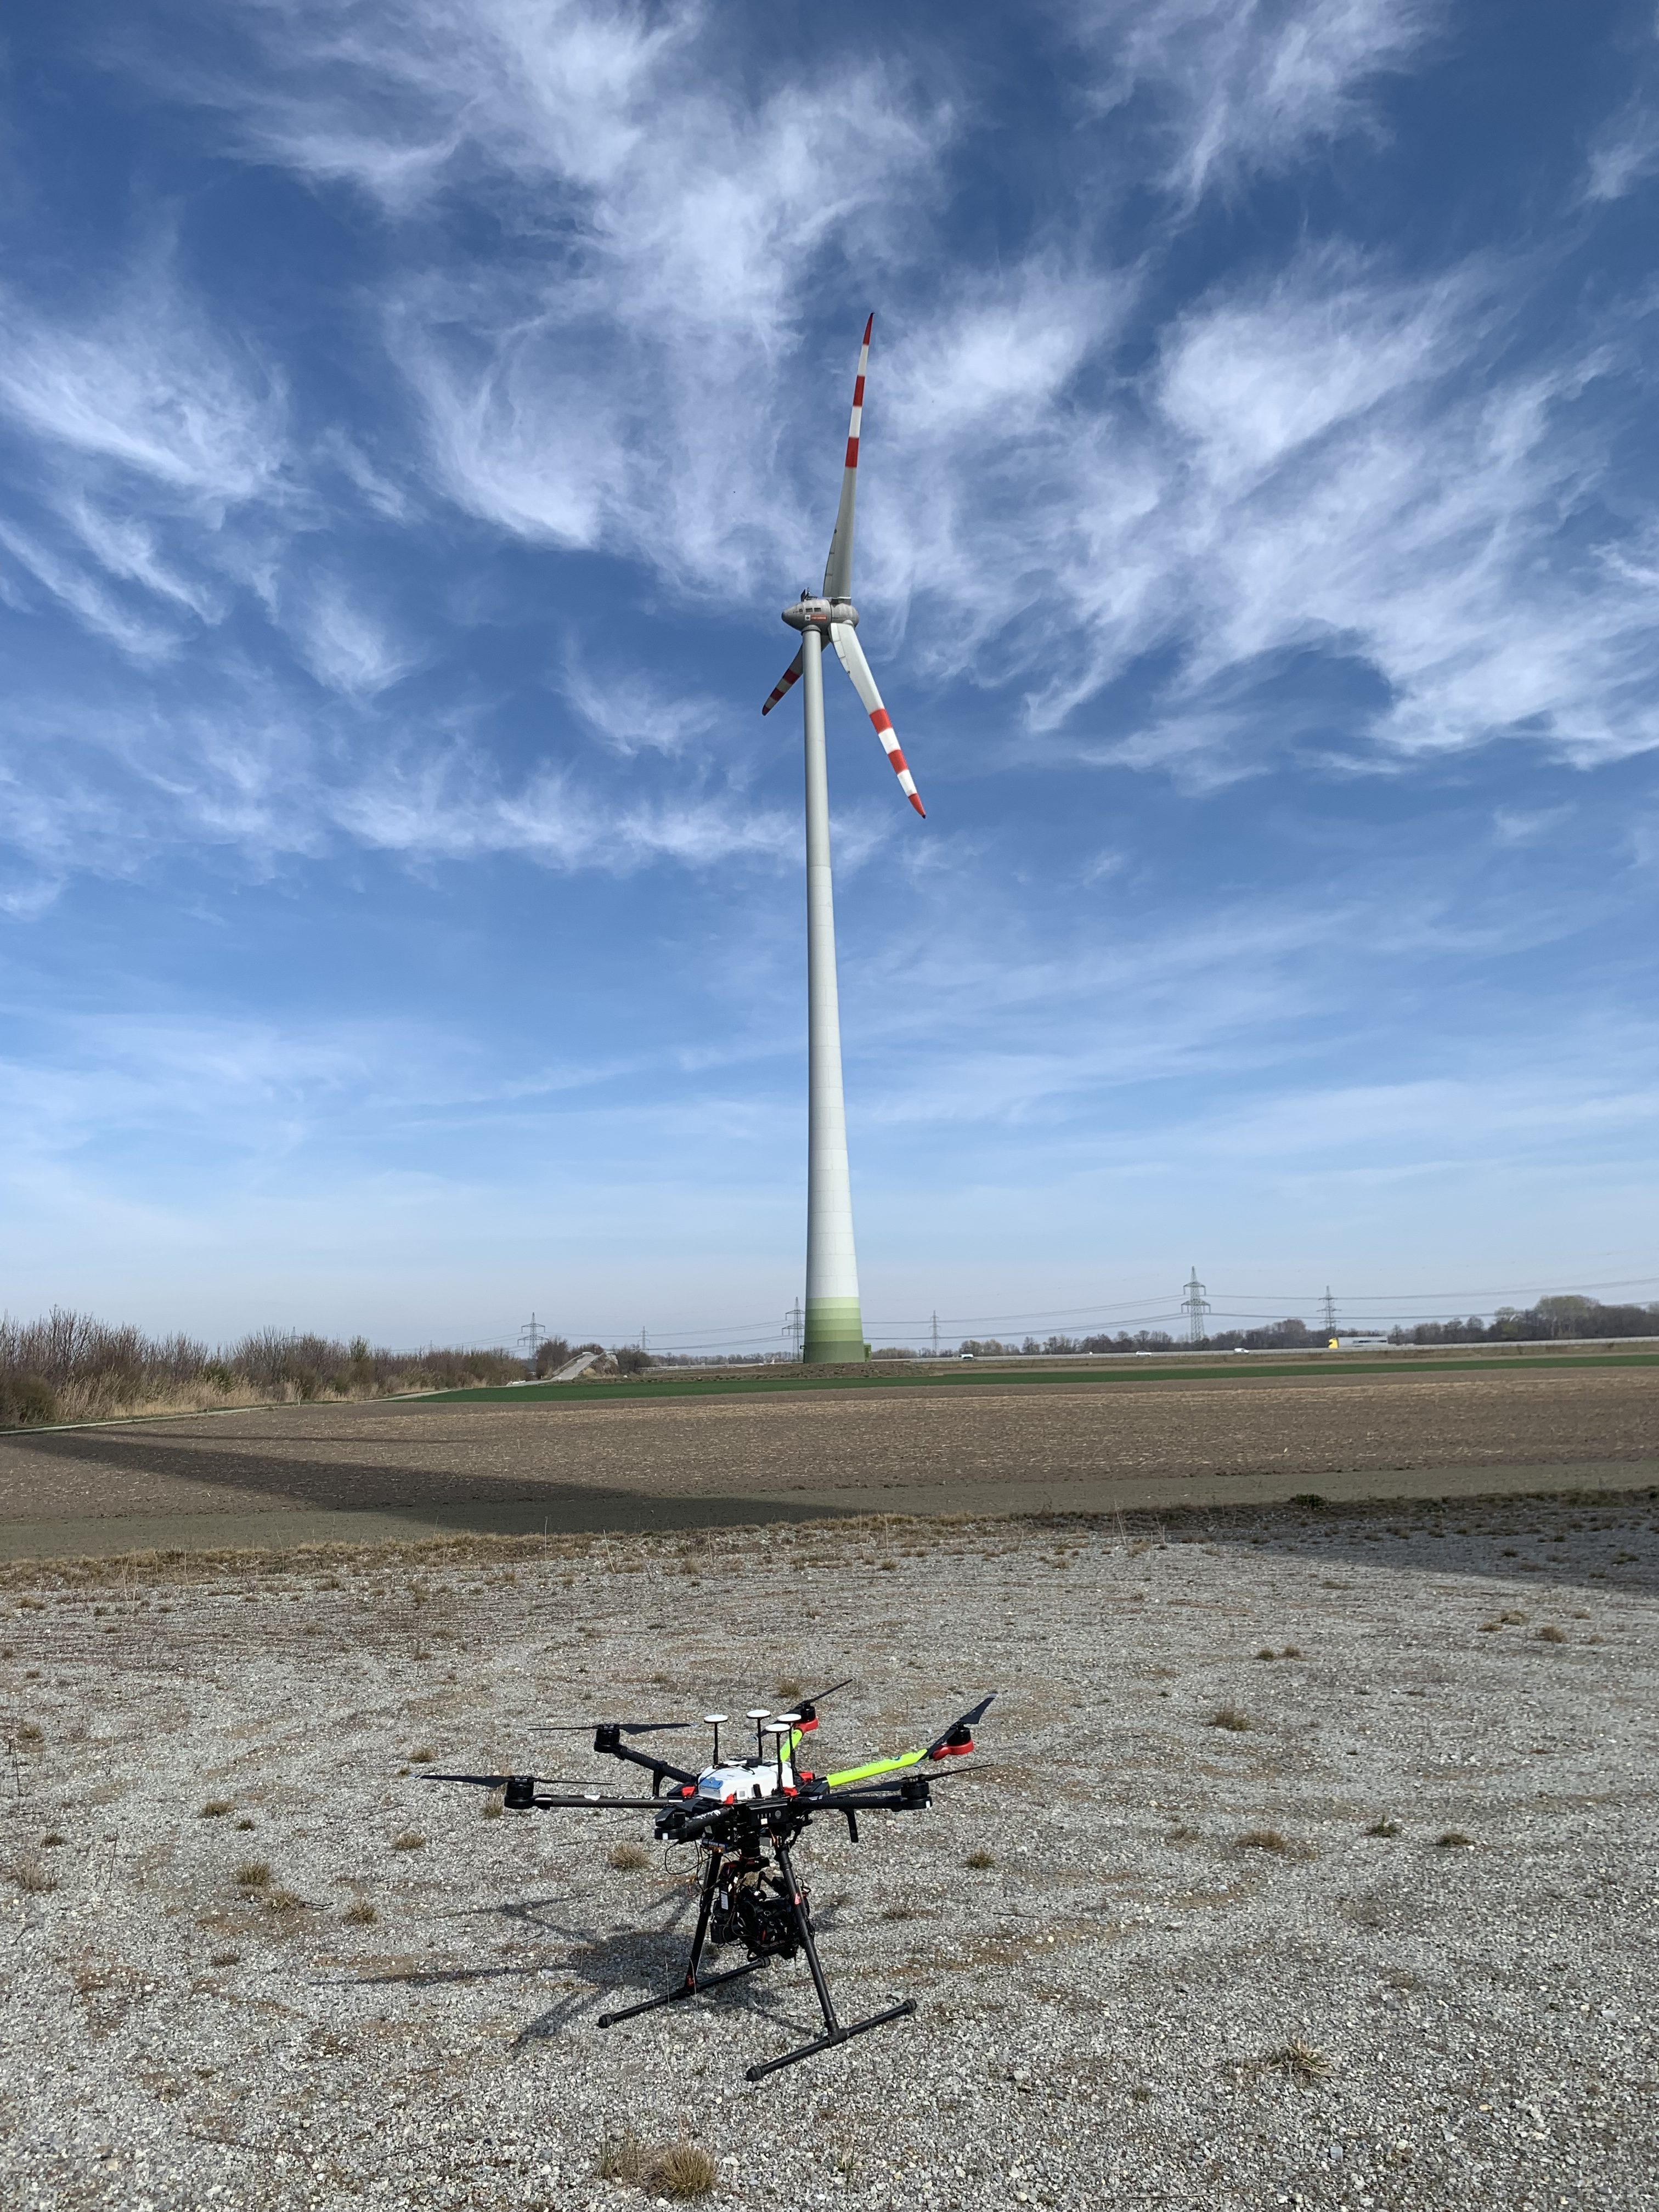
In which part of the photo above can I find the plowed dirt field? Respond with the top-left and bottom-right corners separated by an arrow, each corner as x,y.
2,1362 -> 1656,1556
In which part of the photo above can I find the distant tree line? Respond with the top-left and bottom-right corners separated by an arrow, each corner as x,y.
0,1308 -> 522,1427
960,1295 -> 1658,1357
1378,1294 -> 1659,1345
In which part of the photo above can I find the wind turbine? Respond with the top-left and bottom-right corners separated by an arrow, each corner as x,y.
761,316 -> 923,1366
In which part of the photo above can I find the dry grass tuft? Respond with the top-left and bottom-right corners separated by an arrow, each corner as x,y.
1237,1829 -> 1314,1859
408,1745 -> 436,1763
607,1839 -> 651,1872
1267,2035 -> 1334,2083
342,1897 -> 377,1926
390,1830 -> 426,1852
199,1801 -> 233,1819
234,1860 -> 271,1889
1365,1819 -> 1402,1838
1210,1705 -> 1252,1732
1536,1624 -> 1566,1643
1436,1830 -> 1473,1848
263,1887 -> 306,1915
600,2131 -> 715,2199
647,2141 -> 718,2199
1165,1821 -> 1200,1844
208,1949 -> 241,1968
964,1846 -> 996,1870
10,1855 -> 58,1894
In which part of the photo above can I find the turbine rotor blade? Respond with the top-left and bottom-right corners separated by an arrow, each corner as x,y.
821,314 -> 872,602
761,648 -> 803,716
831,620 -> 924,817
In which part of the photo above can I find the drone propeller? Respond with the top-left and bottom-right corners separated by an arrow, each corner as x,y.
926,1694 -> 996,1760
541,1720 -> 695,1736
792,1676 -> 855,1731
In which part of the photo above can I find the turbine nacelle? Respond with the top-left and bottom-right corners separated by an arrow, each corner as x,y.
781,596 -> 857,635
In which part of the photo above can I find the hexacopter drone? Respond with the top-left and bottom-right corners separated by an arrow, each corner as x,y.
425,1683 -> 994,2081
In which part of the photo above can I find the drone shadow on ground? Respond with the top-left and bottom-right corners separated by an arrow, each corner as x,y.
337,1881 -> 852,2049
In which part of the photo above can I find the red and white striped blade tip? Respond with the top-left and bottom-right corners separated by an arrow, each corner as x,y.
761,659 -> 802,716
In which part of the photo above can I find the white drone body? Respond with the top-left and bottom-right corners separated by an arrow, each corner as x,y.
696,1756 -> 796,1804
694,1711 -> 803,1804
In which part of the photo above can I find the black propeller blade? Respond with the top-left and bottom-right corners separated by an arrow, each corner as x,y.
541,1720 -> 695,1736
926,1693 -> 997,1759
796,1675 -> 854,1712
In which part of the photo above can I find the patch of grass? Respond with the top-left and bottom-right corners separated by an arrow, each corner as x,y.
774,1679 -> 805,1704
1165,1822 -> 1200,1843
1280,1645 -> 1303,1660
1365,1819 -> 1402,1838
1255,1647 -> 1277,1661
42,1832 -> 64,1848
1237,1829 -> 1291,1854
965,1846 -> 996,1870
234,1818 -> 256,1832
209,1949 -> 241,1968
15,1722 -> 43,1746
1210,1705 -> 1251,1732
263,1887 -> 306,1915
234,1860 -> 271,1889
647,2141 -> 718,2199
1436,1830 -> 1473,1849
342,1897 -> 377,1926
1536,1625 -> 1566,1644
408,1745 -> 436,1763
1266,2035 -> 1333,2083
390,1830 -> 426,1852
199,1801 -> 233,1819
10,1856 -> 58,1894
607,1839 -> 650,1872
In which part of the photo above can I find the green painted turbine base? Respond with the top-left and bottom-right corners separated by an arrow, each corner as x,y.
803,1297 -> 867,1367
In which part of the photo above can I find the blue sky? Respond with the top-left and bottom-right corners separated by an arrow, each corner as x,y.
3,0 -> 1658,1352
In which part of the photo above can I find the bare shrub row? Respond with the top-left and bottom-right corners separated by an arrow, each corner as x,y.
0,1308 -> 521,1427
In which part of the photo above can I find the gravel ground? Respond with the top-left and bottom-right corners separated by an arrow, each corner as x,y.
1,1493 -> 1655,2210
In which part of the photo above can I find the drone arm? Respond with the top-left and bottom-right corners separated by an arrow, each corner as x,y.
594,1729 -> 701,1792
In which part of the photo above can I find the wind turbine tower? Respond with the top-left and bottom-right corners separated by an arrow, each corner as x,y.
761,317 -> 924,1365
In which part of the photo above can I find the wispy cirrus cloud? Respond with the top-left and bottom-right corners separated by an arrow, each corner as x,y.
0,266 -> 285,501
861,246 -> 1659,780
1074,0 -> 1442,200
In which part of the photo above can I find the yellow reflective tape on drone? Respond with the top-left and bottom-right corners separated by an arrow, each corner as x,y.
824,1747 -> 926,1788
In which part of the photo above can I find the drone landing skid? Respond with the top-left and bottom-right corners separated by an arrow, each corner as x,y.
596,1831 -> 917,2084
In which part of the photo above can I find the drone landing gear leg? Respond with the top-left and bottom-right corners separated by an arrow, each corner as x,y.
596,1848 -> 767,2030
743,1835 -> 916,2084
